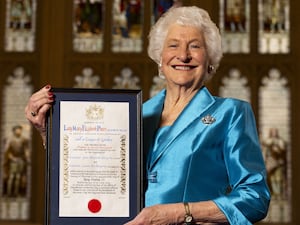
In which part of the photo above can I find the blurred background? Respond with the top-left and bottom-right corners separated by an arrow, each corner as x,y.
0,0 -> 299,224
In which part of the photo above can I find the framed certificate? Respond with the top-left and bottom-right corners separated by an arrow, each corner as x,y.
45,88 -> 142,225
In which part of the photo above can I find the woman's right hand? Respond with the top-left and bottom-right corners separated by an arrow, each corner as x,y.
24,85 -> 54,144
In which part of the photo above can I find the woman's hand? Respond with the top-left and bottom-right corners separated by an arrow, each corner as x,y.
24,85 -> 54,144
124,204 -> 184,225
124,201 -> 228,225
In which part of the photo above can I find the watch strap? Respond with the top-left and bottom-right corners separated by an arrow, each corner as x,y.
183,202 -> 193,225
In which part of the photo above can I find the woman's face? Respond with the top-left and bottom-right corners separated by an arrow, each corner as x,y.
161,24 -> 208,89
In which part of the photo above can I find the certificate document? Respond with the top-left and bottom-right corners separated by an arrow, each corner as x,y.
59,101 -> 129,217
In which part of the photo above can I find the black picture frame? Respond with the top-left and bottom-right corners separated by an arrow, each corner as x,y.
45,88 -> 142,225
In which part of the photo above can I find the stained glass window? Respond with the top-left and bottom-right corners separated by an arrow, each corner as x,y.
5,0 -> 37,52
259,68 -> 291,222
0,67 -> 33,220
73,0 -> 104,53
73,67 -> 101,88
113,67 -> 140,89
151,0 -> 182,24
218,68 -> 250,102
258,0 -> 290,54
219,0 -> 250,53
112,0 -> 143,52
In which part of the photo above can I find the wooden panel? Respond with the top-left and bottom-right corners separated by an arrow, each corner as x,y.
0,0 -> 299,224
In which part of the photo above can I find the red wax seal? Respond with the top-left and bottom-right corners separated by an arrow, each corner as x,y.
88,199 -> 102,213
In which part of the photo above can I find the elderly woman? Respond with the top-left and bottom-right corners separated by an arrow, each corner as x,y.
25,6 -> 270,225
127,6 -> 270,225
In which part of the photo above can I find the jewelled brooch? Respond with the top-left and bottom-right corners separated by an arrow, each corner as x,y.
201,114 -> 216,125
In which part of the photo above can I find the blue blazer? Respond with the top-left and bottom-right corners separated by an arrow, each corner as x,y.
143,87 -> 270,225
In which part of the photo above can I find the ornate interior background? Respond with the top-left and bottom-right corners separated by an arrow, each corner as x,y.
0,0 -> 299,224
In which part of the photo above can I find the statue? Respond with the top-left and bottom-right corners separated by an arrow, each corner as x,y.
262,127 -> 287,200
3,125 -> 29,197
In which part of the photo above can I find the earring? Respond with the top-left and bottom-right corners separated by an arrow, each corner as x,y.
208,65 -> 214,74
158,59 -> 165,79
158,69 -> 165,79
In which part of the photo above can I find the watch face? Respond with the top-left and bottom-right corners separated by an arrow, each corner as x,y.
185,215 -> 193,223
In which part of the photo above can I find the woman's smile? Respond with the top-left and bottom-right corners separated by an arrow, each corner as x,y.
161,24 -> 208,88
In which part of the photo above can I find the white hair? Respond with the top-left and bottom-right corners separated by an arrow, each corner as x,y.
148,6 -> 223,79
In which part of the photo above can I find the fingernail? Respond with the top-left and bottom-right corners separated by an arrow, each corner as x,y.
49,97 -> 54,101
48,92 -> 54,97
45,84 -> 51,89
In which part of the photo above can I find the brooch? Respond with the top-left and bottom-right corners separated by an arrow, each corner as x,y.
201,114 -> 216,125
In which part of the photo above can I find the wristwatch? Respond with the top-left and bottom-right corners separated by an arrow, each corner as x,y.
183,202 -> 193,225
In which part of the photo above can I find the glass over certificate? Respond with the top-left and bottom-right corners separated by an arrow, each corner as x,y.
45,88 -> 142,225
60,101 -> 129,217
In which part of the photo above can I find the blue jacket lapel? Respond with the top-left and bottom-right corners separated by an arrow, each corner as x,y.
143,87 -> 216,170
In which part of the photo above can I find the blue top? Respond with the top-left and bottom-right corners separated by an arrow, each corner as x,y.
142,87 -> 270,225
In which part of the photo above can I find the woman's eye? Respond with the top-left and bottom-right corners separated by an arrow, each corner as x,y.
168,44 -> 177,48
190,44 -> 201,48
